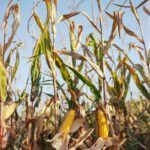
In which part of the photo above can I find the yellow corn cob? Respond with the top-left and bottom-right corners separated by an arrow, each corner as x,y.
97,109 -> 109,139
60,109 -> 76,135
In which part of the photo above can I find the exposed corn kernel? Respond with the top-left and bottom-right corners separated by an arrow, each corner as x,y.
60,109 -> 76,134
97,109 -> 109,139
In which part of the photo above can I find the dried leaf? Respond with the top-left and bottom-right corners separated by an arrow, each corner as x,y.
3,102 -> 17,120
69,128 -> 94,150
105,11 -> 114,19
12,50 -> 19,81
51,133 -> 70,150
129,43 -> 144,61
33,12 -> 44,32
70,118 -> 84,133
117,11 -> 124,37
143,6 -> 150,16
3,3 -> 20,53
129,0 -> 140,23
34,116 -> 44,142
5,42 -> 23,68
123,25 -> 144,44
76,25 -> 83,50
58,12 -> 80,22
104,11 -> 119,54
82,12 -> 102,34
51,0 -> 58,36
69,21 -> 76,67
105,0 -> 115,10
136,0 -> 149,9
125,63 -> 150,100
112,3 -> 130,8
97,0 -> 103,25
89,138 -> 105,150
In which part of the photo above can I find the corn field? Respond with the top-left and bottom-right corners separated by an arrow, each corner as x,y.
0,0 -> 150,149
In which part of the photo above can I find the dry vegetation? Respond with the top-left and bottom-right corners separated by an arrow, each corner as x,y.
0,0 -> 150,149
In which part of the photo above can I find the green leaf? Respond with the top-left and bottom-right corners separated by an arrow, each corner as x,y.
0,61 -> 7,102
18,84 -> 28,104
126,63 -> 150,100
112,72 -> 122,97
5,50 -> 13,68
87,33 -> 98,60
135,64 -> 150,88
12,50 -> 19,81
55,53 -> 74,89
67,65 -> 101,100
43,92 -> 53,97
30,42 -> 41,102
123,73 -> 131,99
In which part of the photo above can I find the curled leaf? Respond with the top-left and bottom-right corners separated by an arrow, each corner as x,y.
58,11 -> 80,22
123,25 -> 144,44
143,6 -> 150,16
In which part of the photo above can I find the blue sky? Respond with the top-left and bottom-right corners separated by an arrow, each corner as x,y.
0,0 -> 149,100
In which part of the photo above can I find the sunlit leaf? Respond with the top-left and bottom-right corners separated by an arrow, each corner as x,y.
0,61 -> 7,102
33,12 -> 44,32
51,0 -> 58,36
70,118 -> 84,133
3,102 -> 17,120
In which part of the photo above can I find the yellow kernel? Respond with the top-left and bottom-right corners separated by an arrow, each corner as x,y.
97,109 -> 109,139
60,109 -> 76,134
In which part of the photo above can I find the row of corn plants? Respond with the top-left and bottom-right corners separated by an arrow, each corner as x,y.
0,0 -> 149,149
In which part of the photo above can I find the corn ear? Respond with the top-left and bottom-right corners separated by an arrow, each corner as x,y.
60,109 -> 76,134
97,109 -> 109,139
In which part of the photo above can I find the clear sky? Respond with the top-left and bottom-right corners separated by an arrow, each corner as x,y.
0,0 -> 150,100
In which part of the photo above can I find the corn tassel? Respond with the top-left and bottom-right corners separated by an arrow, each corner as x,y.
97,109 -> 109,139
60,109 -> 76,135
